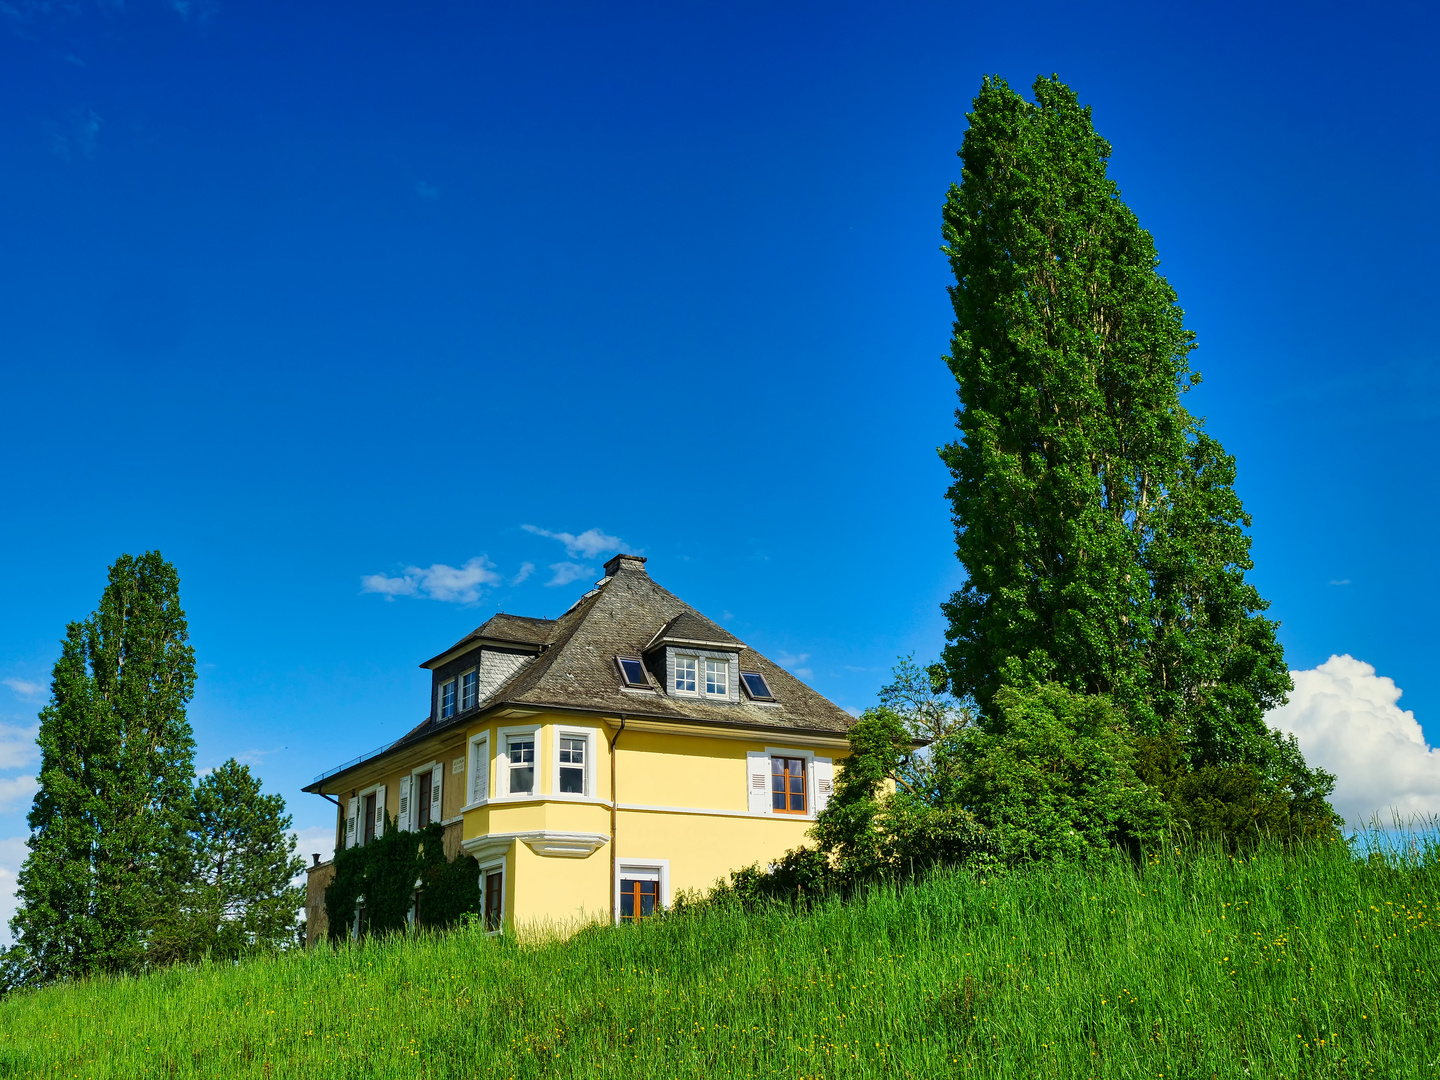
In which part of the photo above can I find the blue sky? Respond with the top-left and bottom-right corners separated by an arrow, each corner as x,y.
2,0 -> 1438,928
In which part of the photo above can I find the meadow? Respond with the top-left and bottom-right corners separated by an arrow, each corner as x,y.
0,836 -> 1434,1079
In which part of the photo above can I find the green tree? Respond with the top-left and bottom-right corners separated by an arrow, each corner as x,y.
153,759 -> 306,962
956,682 -> 1168,862
9,552 -> 197,984
937,76 -> 1331,824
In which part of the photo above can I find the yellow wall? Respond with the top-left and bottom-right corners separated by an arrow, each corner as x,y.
322,710 -> 846,934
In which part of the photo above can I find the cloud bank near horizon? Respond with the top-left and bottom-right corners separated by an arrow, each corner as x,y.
1267,654 -> 1440,829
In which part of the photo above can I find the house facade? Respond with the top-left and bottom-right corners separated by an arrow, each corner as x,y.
303,554 -> 853,940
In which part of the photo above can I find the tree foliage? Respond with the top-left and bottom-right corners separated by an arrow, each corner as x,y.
937,75 -> 1334,834
8,552 -> 197,985
956,682 -> 1169,862
152,759 -> 306,963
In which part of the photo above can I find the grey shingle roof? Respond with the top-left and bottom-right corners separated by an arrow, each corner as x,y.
423,612 -> 556,668
492,561 -> 853,734
645,610 -> 743,650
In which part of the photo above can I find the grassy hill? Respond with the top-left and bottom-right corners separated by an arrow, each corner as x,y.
1,838 -> 1435,1079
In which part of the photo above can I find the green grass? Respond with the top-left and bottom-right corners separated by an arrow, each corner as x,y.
1,838 -> 1436,1079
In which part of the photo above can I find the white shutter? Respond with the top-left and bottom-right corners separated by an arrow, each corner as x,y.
813,757 -> 834,813
374,785 -> 387,838
430,764 -> 443,821
345,797 -> 359,849
398,775 -> 412,832
472,739 -> 489,802
746,750 -> 770,814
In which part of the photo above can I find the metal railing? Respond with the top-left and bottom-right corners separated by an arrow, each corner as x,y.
311,740 -> 397,785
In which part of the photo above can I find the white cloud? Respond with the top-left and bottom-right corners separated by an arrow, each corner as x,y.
512,562 -> 535,585
415,180 -> 439,201
2,679 -> 43,700
361,556 -> 501,604
1267,655 -> 1440,829
0,776 -> 37,811
522,525 -> 627,559
0,724 -> 39,770
546,562 -> 593,588
778,652 -> 812,679
1329,579 -> 1351,586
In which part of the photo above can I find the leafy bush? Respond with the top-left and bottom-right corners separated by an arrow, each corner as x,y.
324,822 -> 480,941
955,682 -> 1169,863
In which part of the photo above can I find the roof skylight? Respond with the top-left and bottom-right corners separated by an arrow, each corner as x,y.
740,671 -> 774,701
616,656 -> 651,689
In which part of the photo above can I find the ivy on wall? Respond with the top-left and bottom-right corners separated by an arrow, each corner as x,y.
324,821 -> 481,941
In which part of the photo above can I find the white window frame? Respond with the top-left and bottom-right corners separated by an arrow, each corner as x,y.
613,858 -> 670,924
667,647 -> 738,702
551,725 -> 599,800
478,856 -> 506,936
460,668 -> 479,712
704,658 -> 729,696
439,678 -> 457,719
466,732 -> 490,806
497,723 -> 542,798
673,654 -> 698,695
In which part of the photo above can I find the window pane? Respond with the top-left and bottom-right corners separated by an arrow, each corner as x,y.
705,660 -> 728,695
675,657 -> 697,692
442,680 -> 456,718
620,887 -> 636,921
510,766 -> 534,794
560,766 -> 584,794
461,672 -> 477,710
639,881 -> 657,917
510,737 -> 534,764
485,871 -> 503,931
619,658 -> 647,686
741,672 -> 772,699
417,773 -> 431,827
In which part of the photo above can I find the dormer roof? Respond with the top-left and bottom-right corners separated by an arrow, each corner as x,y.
420,612 -> 555,669
644,611 -> 744,653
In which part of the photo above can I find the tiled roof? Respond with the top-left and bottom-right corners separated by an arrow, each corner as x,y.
493,561 -> 852,733
423,612 -> 556,668
646,610 -> 743,650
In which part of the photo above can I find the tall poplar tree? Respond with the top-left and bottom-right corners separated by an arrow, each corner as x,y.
938,76 -> 1332,823
9,552 -> 197,983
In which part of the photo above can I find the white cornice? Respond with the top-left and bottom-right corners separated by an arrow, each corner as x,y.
462,830 -> 610,861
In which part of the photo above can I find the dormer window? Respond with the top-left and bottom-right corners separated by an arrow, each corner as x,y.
461,670 -> 478,711
740,671 -> 774,701
616,657 -> 651,689
705,660 -> 728,696
666,650 -> 736,701
674,656 -> 697,693
440,679 -> 456,719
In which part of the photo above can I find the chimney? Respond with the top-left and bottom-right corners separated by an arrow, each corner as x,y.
312,853 -> 322,868
603,553 -> 648,577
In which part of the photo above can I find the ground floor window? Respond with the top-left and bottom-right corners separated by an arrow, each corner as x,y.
484,868 -> 504,932
618,864 -> 663,922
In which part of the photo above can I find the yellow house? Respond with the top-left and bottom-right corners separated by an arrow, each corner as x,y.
302,554 -> 853,939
